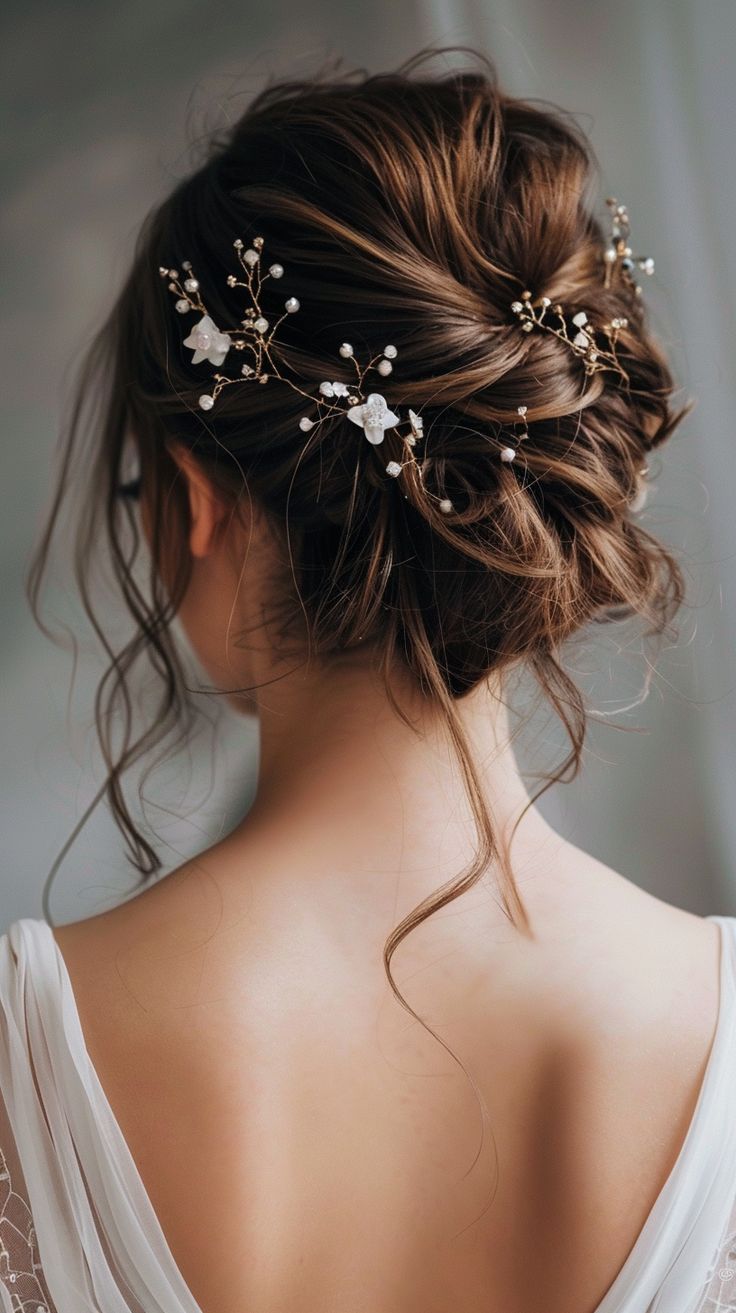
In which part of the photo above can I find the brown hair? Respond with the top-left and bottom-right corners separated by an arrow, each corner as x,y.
27,45 -> 692,1160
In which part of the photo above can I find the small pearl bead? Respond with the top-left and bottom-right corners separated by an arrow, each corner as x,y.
175,299 -> 190,314
299,416 -> 315,431
339,342 -> 354,357
500,447 -> 516,462
376,359 -> 393,376
439,498 -> 453,513
182,260 -> 192,270
269,263 -> 284,278
254,317 -> 269,333
285,297 -> 300,313
199,395 -> 215,411
385,461 -> 402,477
233,239 -> 244,249
383,344 -> 397,359
183,277 -> 199,293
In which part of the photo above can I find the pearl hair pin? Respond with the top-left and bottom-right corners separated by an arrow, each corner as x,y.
509,196 -> 654,386
159,236 -> 456,512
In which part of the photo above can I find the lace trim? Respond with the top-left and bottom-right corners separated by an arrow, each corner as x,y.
693,1199 -> 736,1311
0,1147 -> 53,1312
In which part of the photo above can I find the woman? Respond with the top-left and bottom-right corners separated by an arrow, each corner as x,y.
1,44 -> 733,1313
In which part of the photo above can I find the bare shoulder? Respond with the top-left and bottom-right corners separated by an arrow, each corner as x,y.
523,842 -> 723,1034
512,843 -> 725,1142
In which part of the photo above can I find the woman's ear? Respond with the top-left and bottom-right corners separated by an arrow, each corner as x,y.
166,440 -> 228,559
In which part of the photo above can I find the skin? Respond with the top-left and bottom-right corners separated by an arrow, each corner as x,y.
52,439 -> 722,1313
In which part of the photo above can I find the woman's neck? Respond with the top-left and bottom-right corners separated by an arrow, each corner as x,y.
213,651 -> 561,940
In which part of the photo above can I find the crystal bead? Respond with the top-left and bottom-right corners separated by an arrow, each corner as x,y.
254,317 -> 269,333
244,249 -> 259,266
386,461 -> 402,477
500,447 -> 517,462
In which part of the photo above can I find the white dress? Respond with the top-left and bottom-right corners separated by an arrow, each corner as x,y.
0,914 -> 735,1313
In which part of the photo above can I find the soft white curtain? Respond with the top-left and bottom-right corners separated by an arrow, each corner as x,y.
1,0 -> 733,927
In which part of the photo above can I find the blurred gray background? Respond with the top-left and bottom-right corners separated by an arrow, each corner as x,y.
2,0 -> 734,930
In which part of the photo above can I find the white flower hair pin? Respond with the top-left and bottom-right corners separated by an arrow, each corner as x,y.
158,237 -> 456,509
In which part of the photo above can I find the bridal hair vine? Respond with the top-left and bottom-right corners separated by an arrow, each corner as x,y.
510,197 -> 654,386
159,237 -> 457,510
159,195 -> 655,506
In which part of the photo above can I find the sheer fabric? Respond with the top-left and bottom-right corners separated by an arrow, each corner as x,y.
0,914 -> 734,1313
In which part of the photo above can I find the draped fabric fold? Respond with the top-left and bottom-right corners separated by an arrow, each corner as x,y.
0,919 -> 203,1313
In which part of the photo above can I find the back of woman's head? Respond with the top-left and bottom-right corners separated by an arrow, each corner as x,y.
28,44 -> 692,956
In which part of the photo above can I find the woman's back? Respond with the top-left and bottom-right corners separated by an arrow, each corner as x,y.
4,838 -> 733,1313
